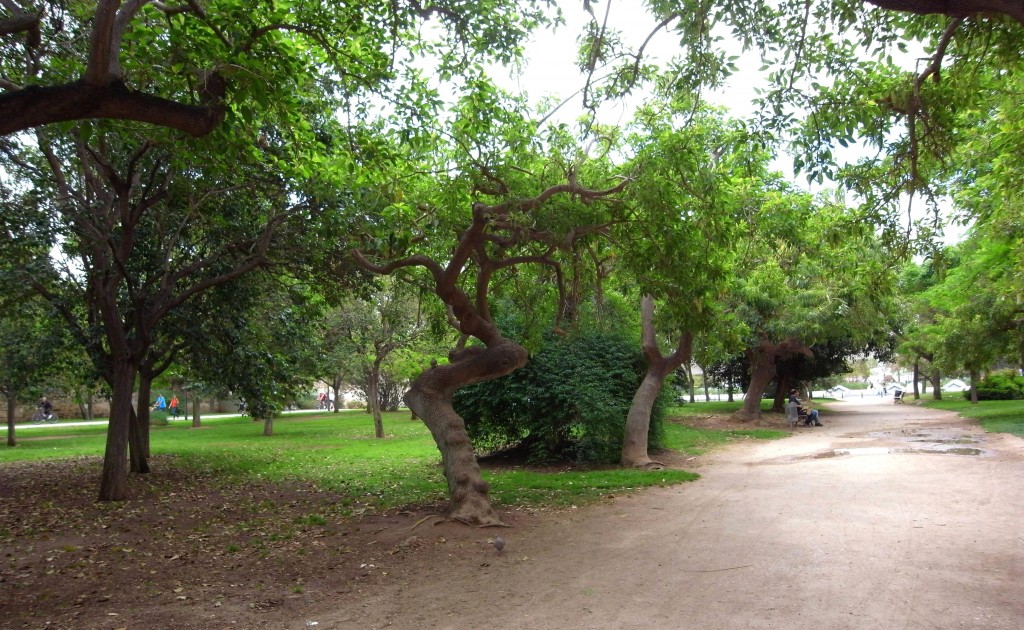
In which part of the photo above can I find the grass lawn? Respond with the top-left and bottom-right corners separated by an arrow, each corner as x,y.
921,398 -> 1024,437
0,408 -> 781,511
662,400 -> 788,454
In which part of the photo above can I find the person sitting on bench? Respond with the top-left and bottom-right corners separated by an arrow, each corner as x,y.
789,389 -> 822,426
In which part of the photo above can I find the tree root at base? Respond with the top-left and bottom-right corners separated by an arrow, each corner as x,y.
407,514 -> 447,531
631,459 -> 666,470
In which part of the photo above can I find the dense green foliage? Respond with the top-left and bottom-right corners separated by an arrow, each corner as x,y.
6,1 -> 1024,511
963,373 -> 1024,401
454,330 -> 669,464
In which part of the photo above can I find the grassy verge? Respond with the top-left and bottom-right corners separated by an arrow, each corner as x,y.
921,398 -> 1024,437
0,410 -> 783,511
662,399 -> 790,454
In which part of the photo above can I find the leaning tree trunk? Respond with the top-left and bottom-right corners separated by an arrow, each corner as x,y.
404,338 -> 528,526
737,346 -> 776,421
621,296 -> 692,468
622,371 -> 670,468
99,360 -> 137,501
6,395 -> 16,447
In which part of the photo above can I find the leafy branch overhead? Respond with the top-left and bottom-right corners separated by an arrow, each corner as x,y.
0,0 -> 555,136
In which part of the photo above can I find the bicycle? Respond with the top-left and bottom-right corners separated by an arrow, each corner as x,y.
32,408 -> 59,424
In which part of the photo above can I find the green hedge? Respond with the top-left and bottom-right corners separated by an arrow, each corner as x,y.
454,331 -> 667,464
963,373 -> 1024,401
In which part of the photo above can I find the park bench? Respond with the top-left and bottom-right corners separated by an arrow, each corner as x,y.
784,401 -> 809,428
893,390 -> 905,403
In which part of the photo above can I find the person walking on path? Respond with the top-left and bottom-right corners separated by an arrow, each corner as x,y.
169,395 -> 180,419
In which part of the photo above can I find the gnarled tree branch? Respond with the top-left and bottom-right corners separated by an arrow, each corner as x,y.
865,0 -> 1024,24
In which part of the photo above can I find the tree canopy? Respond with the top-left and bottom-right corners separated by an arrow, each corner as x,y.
3,0 -> 1023,517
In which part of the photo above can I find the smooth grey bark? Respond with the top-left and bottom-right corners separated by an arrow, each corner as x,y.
621,295 -> 692,468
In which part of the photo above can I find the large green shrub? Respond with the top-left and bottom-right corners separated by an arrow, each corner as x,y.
963,373 -> 1024,400
454,330 -> 668,464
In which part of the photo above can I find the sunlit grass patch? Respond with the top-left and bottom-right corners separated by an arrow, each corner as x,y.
922,398 -> 1024,437
0,409 -> 779,511
487,467 -> 699,507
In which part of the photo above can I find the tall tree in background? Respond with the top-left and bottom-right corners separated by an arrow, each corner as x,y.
1,125 -> 326,500
184,274 -> 326,435
0,294 -> 72,446
730,188 -> 898,421
615,96 -> 749,467
329,278 -> 425,438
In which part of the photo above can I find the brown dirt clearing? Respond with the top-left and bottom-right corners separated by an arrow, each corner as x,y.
2,399 -> 1022,629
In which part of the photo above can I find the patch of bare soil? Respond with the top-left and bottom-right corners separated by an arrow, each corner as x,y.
674,410 -> 792,431
0,415 -> 782,629
0,456 -> 536,630
8,402 -> 1019,630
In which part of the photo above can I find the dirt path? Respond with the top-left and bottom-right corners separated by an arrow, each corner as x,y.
302,399 -> 1024,629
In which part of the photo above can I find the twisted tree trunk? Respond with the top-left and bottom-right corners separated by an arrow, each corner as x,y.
404,340 -> 527,526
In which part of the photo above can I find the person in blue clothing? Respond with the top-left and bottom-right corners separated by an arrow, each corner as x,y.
152,394 -> 167,411
789,389 -> 822,426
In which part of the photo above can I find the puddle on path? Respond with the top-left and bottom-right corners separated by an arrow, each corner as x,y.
785,427 -> 991,462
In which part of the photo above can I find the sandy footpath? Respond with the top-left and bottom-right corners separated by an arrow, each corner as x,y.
301,398 -> 1024,630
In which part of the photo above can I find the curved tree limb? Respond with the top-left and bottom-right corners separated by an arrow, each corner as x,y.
0,80 -> 226,137
865,0 -> 1024,24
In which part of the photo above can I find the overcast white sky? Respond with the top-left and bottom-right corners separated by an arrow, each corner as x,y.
503,1 -> 765,125
498,2 -> 967,245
